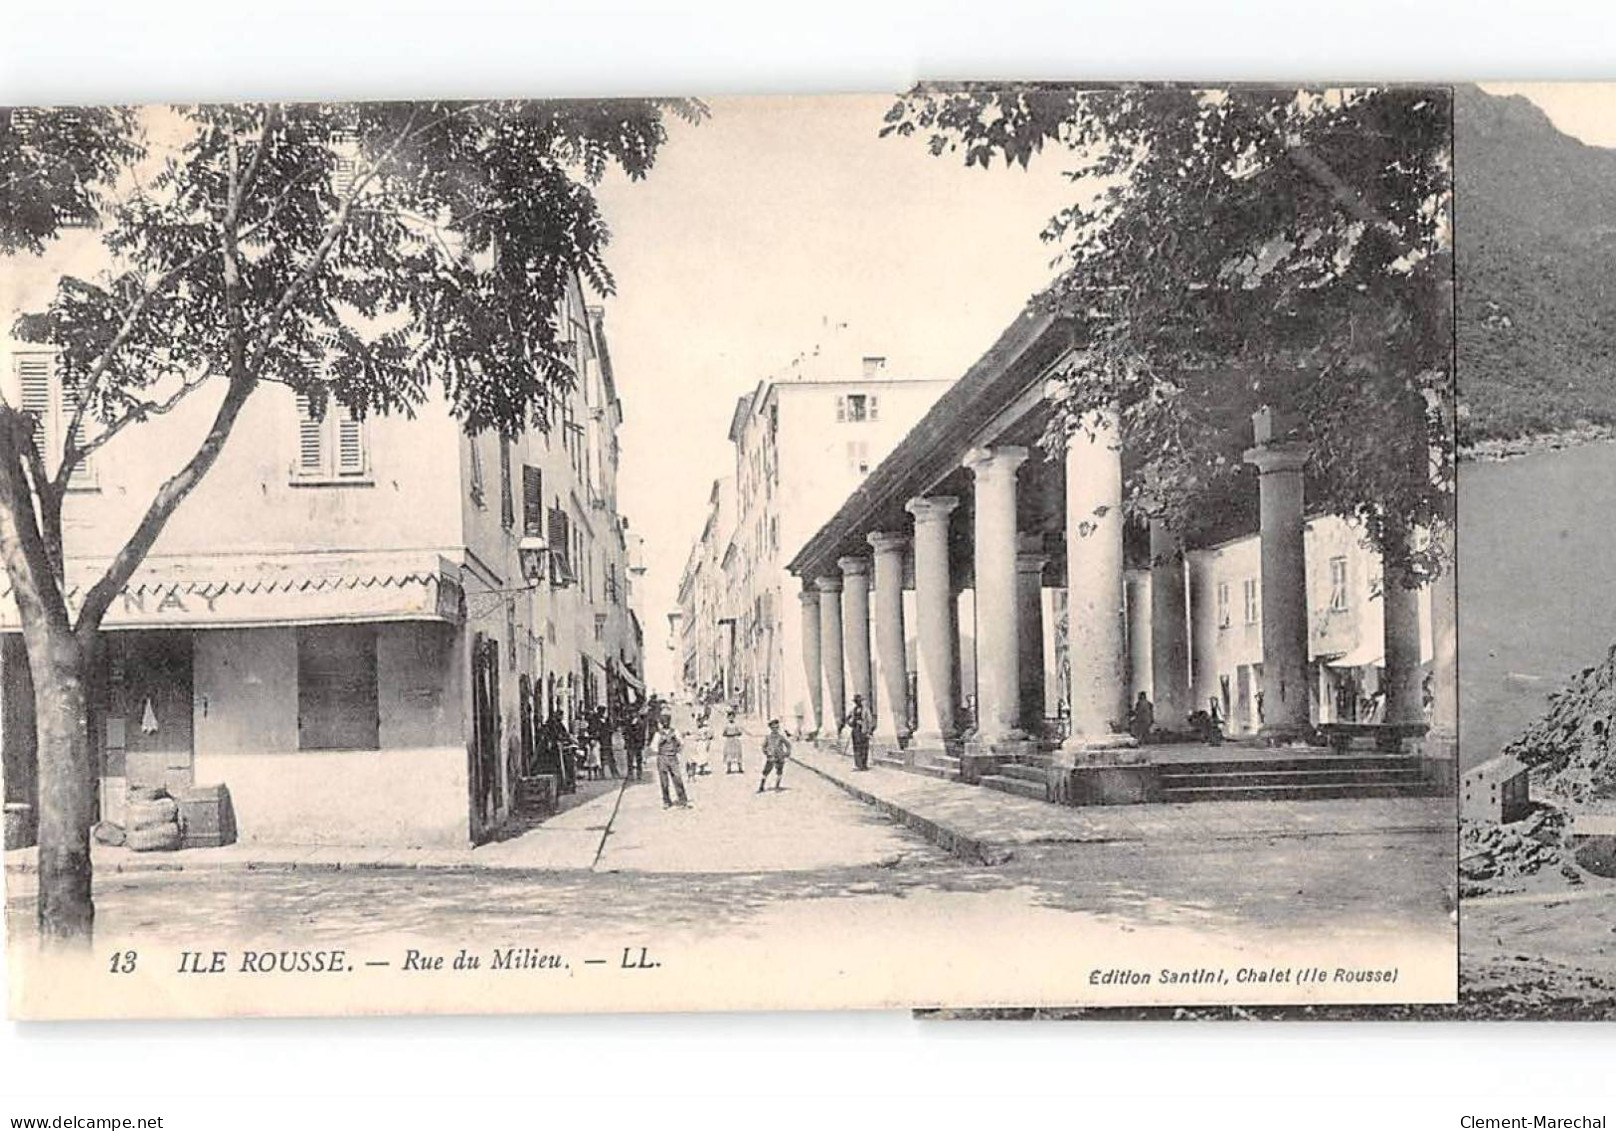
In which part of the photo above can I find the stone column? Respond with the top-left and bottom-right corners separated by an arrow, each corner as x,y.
1427,528 -> 1457,760
798,587 -> 822,735
867,531 -> 909,749
1187,551 -> 1218,721
1060,408 -> 1134,760
1243,431 -> 1311,741
815,575 -> 845,734
1149,518 -> 1191,731
904,496 -> 958,746
838,555 -> 874,721
1381,530 -> 1426,735
963,445 -> 1029,755
1016,535 -> 1048,736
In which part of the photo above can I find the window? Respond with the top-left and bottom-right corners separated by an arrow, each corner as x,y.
506,598 -> 518,666
847,440 -> 870,477
1328,556 -> 1349,611
521,465 -> 544,538
548,504 -> 574,585
294,392 -> 367,481
14,352 -> 96,488
1216,582 -> 1231,628
1243,577 -> 1260,625
595,613 -> 607,642
468,436 -> 485,506
498,437 -> 514,529
296,625 -> 379,750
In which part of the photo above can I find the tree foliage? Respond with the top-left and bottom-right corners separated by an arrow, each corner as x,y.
884,84 -> 1454,583
0,98 -> 701,944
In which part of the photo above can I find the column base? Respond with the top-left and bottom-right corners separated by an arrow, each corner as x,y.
1258,722 -> 1316,748
961,732 -> 1033,783
1054,732 -> 1141,769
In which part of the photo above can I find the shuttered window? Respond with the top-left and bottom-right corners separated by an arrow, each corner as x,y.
521,465 -> 543,537
293,392 -> 368,481
13,352 -> 95,488
548,505 -> 572,584
16,354 -> 52,463
498,437 -> 514,529
296,625 -> 379,751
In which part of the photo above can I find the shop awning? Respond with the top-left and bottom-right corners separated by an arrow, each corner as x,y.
0,552 -> 465,632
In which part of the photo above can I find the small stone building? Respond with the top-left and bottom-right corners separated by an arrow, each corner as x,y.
1461,754 -> 1531,824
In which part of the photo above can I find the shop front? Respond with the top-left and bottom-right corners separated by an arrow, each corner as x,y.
2,552 -> 472,849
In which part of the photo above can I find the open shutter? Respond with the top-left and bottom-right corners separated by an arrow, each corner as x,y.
868,394 -> 879,422
16,354 -> 53,464
295,394 -> 326,475
336,409 -> 364,476
835,395 -> 846,423
521,465 -> 543,537
499,438 -> 514,528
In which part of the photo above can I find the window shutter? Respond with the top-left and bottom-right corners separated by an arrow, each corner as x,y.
58,370 -> 95,487
469,435 -> 485,504
835,395 -> 846,423
15,355 -> 54,463
336,410 -> 364,475
499,438 -> 514,528
295,393 -> 326,475
522,466 -> 543,537
868,394 -> 879,422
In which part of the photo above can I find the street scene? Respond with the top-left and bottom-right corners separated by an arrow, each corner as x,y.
0,87 -> 1459,1018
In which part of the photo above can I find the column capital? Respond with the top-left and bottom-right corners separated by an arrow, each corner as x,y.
814,575 -> 843,594
867,530 -> 908,556
837,555 -> 872,578
798,587 -> 820,607
963,444 -> 1029,479
905,495 -> 959,525
1243,441 -> 1309,475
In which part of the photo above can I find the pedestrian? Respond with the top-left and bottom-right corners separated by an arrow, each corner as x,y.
594,705 -> 619,778
623,705 -> 646,781
583,722 -> 603,780
1130,691 -> 1155,744
722,709 -> 744,773
758,718 -> 790,793
654,709 -> 691,809
848,693 -> 874,771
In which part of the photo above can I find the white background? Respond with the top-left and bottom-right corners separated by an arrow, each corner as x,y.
4,1 -> 1616,1126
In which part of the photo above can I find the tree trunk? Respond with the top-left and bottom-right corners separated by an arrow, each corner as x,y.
29,623 -> 95,946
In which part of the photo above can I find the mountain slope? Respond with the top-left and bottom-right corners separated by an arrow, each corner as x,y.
1458,84 -> 1616,443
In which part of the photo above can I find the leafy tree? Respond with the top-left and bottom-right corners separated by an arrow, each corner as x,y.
883,85 -> 1454,584
0,98 -> 702,946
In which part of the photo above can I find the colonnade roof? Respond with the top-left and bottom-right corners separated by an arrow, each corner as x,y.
787,304 -> 1080,582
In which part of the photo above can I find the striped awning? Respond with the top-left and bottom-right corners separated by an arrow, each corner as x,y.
0,552 -> 465,632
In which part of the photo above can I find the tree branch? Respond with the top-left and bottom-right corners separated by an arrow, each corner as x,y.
0,410 -> 71,632
73,374 -> 257,636
71,362 -> 216,462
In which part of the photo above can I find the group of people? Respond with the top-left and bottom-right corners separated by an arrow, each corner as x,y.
637,699 -> 795,807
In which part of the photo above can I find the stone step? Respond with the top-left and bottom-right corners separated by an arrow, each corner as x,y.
980,774 -> 1050,801
1158,755 -> 1423,777
1156,767 -> 1428,789
1159,781 -> 1435,803
998,762 -> 1052,785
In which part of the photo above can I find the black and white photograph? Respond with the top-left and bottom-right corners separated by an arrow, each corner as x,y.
0,83 -> 1461,1020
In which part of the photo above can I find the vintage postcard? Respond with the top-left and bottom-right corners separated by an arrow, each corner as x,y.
0,86 -> 1457,1020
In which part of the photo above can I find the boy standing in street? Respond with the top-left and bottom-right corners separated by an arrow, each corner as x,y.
654,709 -> 690,809
758,719 -> 791,793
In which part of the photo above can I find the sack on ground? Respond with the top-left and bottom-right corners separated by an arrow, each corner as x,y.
125,797 -> 179,830
125,823 -> 181,852
92,820 -> 126,847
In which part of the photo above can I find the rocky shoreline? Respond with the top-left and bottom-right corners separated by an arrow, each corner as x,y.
1462,425 -> 1616,463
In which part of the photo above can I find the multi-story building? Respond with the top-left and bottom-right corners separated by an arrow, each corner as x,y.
675,476 -> 736,703
675,349 -> 950,729
0,232 -> 642,848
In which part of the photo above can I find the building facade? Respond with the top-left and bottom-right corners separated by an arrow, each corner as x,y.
678,358 -> 950,729
0,241 -> 643,849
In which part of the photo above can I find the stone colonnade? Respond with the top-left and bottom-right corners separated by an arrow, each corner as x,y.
799,408 -> 1440,758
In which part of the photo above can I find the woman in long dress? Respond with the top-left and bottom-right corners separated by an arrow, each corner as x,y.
722,710 -> 744,773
